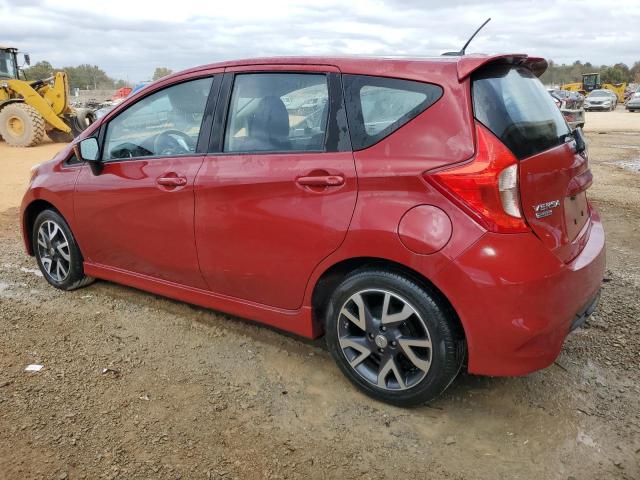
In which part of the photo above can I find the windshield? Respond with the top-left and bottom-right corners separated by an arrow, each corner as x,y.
0,50 -> 17,79
588,90 -> 609,98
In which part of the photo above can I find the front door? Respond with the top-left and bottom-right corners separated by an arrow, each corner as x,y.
74,75 -> 217,289
194,68 -> 357,309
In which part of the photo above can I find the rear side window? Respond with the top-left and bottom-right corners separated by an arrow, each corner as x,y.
472,65 -> 570,159
343,75 -> 443,150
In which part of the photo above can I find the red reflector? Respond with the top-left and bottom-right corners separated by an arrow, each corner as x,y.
424,123 -> 529,233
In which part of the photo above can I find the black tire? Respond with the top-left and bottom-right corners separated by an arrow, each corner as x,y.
70,108 -> 97,137
47,129 -> 74,143
32,209 -> 94,291
0,103 -> 45,147
325,269 -> 465,407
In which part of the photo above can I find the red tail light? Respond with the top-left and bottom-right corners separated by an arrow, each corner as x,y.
424,123 -> 529,233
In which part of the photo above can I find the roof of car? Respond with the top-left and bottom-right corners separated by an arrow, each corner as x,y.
173,53 -> 547,82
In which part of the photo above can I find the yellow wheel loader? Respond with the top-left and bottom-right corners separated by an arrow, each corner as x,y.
562,73 -> 626,103
0,46 -> 95,147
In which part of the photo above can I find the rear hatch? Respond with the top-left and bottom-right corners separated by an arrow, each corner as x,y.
472,64 -> 592,263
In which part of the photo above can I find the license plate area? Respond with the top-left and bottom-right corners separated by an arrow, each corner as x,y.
564,192 -> 589,241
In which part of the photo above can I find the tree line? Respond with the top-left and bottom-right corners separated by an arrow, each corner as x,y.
23,62 -> 173,90
23,59 -> 640,91
540,60 -> 640,86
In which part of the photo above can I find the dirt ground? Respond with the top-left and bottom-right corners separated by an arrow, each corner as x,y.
0,109 -> 639,479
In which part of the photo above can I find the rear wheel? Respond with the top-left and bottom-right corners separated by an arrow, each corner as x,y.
325,269 -> 464,406
0,103 -> 45,147
32,209 -> 94,290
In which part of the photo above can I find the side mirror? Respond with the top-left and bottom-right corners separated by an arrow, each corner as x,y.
24,53 -> 31,66
573,127 -> 587,155
74,137 -> 103,175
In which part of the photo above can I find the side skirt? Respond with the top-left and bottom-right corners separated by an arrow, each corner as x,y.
83,262 -> 319,338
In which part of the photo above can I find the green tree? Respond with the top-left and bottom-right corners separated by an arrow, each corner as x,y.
24,61 -> 54,81
601,65 -> 629,84
63,64 -> 114,90
630,62 -> 640,83
152,67 -> 173,81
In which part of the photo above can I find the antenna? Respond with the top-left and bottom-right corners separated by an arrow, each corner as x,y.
442,17 -> 491,56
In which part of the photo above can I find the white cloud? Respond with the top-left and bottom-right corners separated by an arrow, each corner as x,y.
2,0 -> 639,82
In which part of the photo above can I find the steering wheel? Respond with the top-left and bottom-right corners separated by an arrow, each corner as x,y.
153,130 -> 195,156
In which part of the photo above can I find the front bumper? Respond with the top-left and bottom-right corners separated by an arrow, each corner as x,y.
584,104 -> 611,111
626,101 -> 640,110
434,210 -> 605,376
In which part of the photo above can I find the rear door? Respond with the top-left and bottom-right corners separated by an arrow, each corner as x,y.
194,66 -> 356,309
473,65 -> 592,263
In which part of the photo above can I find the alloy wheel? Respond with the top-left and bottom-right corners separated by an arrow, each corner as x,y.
36,220 -> 71,282
337,289 -> 433,391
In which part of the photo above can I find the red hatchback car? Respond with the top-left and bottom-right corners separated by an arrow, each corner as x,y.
21,54 -> 605,406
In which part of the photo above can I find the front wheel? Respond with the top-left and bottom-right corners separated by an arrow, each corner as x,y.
0,103 -> 45,147
32,209 -> 94,290
325,269 -> 465,406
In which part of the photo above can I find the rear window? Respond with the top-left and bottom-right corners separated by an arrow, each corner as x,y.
472,65 -> 570,159
343,75 -> 443,150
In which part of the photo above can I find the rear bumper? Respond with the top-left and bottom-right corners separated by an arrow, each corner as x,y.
434,210 -> 605,376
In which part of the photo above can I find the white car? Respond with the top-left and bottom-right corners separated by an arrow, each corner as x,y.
584,89 -> 617,111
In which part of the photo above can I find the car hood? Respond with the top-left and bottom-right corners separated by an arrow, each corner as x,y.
586,96 -> 610,102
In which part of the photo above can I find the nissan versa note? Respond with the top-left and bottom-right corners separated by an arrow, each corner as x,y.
21,54 -> 605,406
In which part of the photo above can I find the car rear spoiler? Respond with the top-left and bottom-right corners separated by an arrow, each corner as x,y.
457,54 -> 548,81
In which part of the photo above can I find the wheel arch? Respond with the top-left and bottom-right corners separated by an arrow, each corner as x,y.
23,199 -> 61,256
311,256 -> 467,344
0,98 -> 25,111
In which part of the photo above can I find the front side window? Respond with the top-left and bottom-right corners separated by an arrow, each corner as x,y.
343,75 -> 443,150
103,77 -> 213,161
224,73 -> 329,153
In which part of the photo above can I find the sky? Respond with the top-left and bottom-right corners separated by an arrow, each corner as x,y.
2,0 -> 639,83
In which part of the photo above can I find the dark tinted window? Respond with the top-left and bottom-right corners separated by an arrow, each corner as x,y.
472,65 -> 570,159
343,75 -> 443,150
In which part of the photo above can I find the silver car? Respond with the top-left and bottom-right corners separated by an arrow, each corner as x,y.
584,89 -> 617,111
626,86 -> 640,112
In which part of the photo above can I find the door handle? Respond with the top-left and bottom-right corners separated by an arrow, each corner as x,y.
157,176 -> 187,187
296,175 -> 345,187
